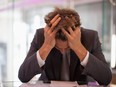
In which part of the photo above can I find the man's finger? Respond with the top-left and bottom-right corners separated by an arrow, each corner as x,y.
51,28 -> 59,37
75,27 -> 81,34
50,14 -> 60,24
44,25 -> 50,32
50,17 -> 61,32
65,16 -> 75,26
61,28 -> 71,39
67,27 -> 74,35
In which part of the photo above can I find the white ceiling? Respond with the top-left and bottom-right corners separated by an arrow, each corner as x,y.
0,0 -> 107,12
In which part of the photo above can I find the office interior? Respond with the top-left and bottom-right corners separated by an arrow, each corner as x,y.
0,0 -> 116,86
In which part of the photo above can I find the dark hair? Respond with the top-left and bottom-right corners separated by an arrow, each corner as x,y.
44,7 -> 81,41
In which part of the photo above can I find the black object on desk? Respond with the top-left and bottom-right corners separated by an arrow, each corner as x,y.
43,79 -> 51,83
77,81 -> 87,85
77,75 -> 87,85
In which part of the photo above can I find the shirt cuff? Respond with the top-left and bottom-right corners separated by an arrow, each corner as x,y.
81,51 -> 89,67
36,50 -> 45,67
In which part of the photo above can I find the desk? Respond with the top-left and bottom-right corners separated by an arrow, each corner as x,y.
20,81 -> 112,87
0,81 -> 114,87
20,81 -> 82,87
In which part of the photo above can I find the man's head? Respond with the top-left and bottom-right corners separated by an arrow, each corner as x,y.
44,7 -> 81,41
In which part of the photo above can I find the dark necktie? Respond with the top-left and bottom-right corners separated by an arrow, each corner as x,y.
61,49 -> 70,81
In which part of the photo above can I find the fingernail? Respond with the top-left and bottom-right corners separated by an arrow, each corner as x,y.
58,17 -> 61,20
57,14 -> 60,16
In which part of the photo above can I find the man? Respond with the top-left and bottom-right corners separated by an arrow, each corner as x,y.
18,8 -> 112,85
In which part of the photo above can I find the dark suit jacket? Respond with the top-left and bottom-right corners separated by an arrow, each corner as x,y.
18,27 -> 112,85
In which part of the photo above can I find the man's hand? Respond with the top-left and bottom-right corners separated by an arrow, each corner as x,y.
61,27 -> 87,61
61,27 -> 81,50
44,14 -> 61,49
39,14 -> 61,60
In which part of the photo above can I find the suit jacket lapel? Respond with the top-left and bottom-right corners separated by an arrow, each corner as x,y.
52,48 -> 62,80
70,50 -> 80,80
81,27 -> 91,51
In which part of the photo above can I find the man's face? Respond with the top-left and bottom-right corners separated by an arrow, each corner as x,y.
55,39 -> 68,50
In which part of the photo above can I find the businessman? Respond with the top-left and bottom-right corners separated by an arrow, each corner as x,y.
18,7 -> 112,85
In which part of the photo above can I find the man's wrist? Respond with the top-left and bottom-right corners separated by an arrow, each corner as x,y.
73,43 -> 87,61
81,51 -> 89,67
36,51 -> 45,67
39,43 -> 53,60
43,42 -> 54,50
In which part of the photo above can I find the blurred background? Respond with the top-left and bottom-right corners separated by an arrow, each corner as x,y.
0,0 -> 116,86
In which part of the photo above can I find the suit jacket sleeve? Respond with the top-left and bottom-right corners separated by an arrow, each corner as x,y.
18,29 -> 44,82
83,31 -> 112,85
